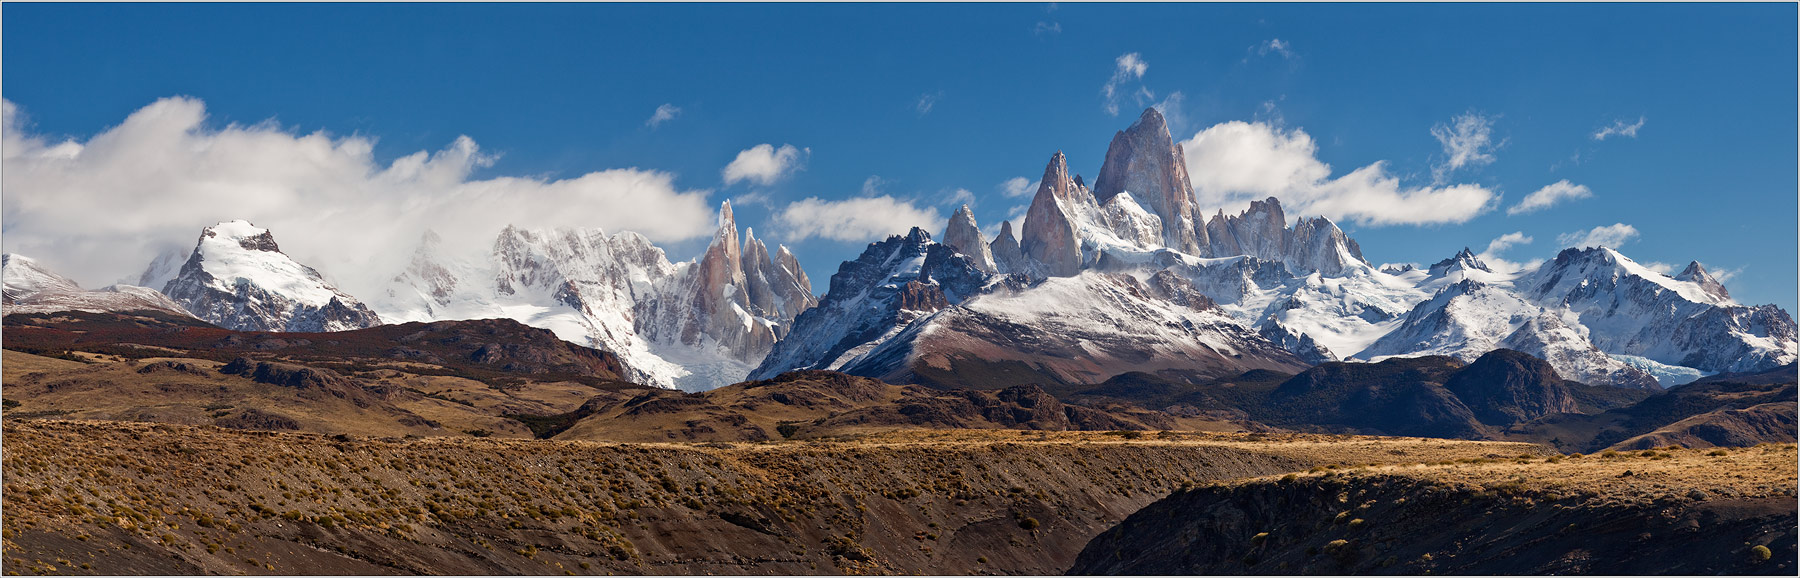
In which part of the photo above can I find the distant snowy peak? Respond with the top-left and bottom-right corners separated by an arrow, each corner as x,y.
162,220 -> 381,332
3,253 -> 80,302
373,201 -> 817,391
3,253 -> 194,318
1428,247 -> 1490,277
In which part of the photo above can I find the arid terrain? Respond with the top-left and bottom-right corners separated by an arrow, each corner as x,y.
1,420 -> 1543,575
1073,444 -> 1799,575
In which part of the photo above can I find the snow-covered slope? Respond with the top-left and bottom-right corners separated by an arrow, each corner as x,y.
159,221 -> 380,332
3,254 -> 194,318
374,201 -> 816,391
748,227 -> 1306,385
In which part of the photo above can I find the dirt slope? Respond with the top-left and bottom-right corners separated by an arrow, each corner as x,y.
0,421 -> 1537,575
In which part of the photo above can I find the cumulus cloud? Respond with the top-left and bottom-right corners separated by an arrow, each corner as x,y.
722,143 -> 806,186
771,196 -> 943,243
1477,231 -> 1539,275
0,96 -> 716,302
1643,261 -> 1677,275
999,176 -> 1037,198
1592,116 -> 1646,141
1430,111 -> 1498,183
1101,52 -> 1152,116
1255,38 -> 1295,59
1508,179 -> 1593,215
1557,223 -> 1639,249
646,103 -> 681,128
1482,232 -> 1533,256
1180,121 -> 1496,226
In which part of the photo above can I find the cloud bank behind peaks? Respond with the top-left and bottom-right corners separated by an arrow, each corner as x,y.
1,96 -> 717,301
1179,120 -> 1496,226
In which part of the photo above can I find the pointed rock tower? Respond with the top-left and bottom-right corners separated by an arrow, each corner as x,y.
942,204 -> 997,273
1020,151 -> 1085,277
1093,107 -> 1206,254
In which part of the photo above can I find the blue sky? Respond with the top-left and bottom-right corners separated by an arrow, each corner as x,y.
3,3 -> 1795,311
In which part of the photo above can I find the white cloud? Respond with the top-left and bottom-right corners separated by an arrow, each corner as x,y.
1710,265 -> 1742,284
646,103 -> 681,128
943,188 -> 976,208
722,143 -> 806,186
771,196 -> 943,243
1557,223 -> 1639,249
916,91 -> 944,117
1643,261 -> 1676,275
1508,179 -> 1593,215
0,96 -> 716,302
861,175 -> 888,196
999,176 -> 1037,198
1101,52 -> 1151,116
1256,38 -> 1295,59
1482,232 -> 1533,256
729,190 -> 773,208
1152,91 -> 1187,134
1592,116 -> 1646,141
1180,120 -> 1497,226
1430,111 -> 1498,183
1034,21 -> 1061,36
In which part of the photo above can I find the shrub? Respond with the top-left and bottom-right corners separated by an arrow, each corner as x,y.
1018,517 -> 1040,530
464,429 -> 493,438
1708,449 -> 1729,457
1600,450 -> 1619,459
1752,545 -> 1772,561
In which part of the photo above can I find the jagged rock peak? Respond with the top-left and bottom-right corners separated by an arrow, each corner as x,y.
1093,107 -> 1203,254
1677,261 -> 1731,301
1429,247 -> 1491,276
1021,151 -> 1084,277
943,204 -> 997,273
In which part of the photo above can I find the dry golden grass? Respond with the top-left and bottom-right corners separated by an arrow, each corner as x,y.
0,419 -> 1539,575
1241,443 -> 1798,505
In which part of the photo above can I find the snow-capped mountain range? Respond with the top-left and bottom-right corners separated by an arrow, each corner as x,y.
2,254 -> 192,318
374,201 -> 816,390
5,107 -> 1791,392
752,107 -> 1796,389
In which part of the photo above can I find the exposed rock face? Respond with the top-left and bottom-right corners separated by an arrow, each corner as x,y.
1092,107 -> 1205,254
1443,349 -> 1580,426
989,221 -> 1025,273
2,254 -> 194,318
376,201 -> 815,391
1019,151 -> 1085,277
161,221 -> 381,332
941,204 -> 997,273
